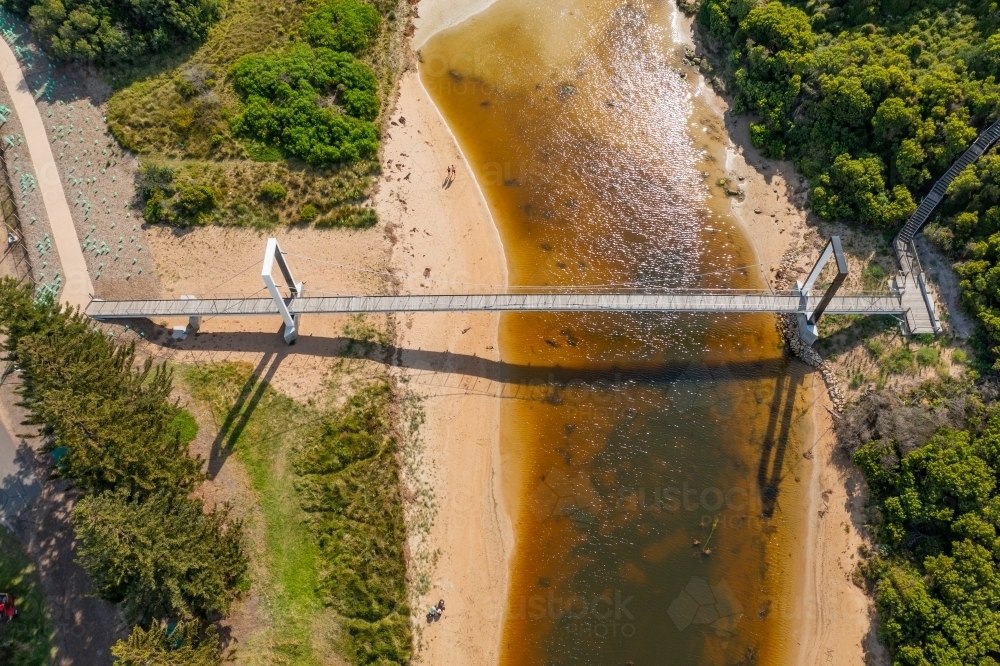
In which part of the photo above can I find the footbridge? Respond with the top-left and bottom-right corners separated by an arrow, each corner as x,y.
87,237 -> 907,345
89,119 -> 1000,345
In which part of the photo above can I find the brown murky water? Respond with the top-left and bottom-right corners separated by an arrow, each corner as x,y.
420,1 -> 811,663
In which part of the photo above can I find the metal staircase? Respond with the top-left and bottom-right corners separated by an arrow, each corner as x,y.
893,118 -> 1000,334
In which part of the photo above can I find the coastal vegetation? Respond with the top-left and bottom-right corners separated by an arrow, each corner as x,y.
3,0 -> 219,64
186,364 -> 411,665
110,621 -> 223,665
695,0 -> 1000,361
838,380 -> 1000,665
0,282 -> 413,664
103,0 -> 402,229
0,278 -> 248,660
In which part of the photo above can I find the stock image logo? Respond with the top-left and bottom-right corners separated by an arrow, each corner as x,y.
515,589 -> 637,639
528,467 -> 602,525
667,577 -> 742,636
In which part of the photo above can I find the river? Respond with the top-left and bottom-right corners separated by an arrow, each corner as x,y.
419,1 -> 812,663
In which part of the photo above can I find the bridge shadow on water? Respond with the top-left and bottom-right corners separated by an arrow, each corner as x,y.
756,360 -> 809,519
161,329 -> 812,512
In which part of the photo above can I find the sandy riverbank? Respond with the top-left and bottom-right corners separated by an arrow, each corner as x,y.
139,1 -> 514,661
379,70 -> 511,663
792,379 -> 887,666
389,1 -> 513,661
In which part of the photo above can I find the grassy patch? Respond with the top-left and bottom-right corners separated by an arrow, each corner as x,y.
0,527 -> 55,666
916,346 -> 940,368
294,382 -> 411,664
107,0 -> 408,229
816,313 -> 897,354
185,362 -> 411,664
185,363 -> 324,664
880,346 -> 916,375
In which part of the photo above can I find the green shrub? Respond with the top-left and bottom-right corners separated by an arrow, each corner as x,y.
144,190 -> 176,225
915,346 -> 940,367
257,181 -> 288,203
112,621 -> 223,666
138,164 -> 176,202
865,339 -> 885,359
302,0 -> 381,54
229,44 -> 380,165
315,206 -> 378,228
880,346 -> 915,375
749,122 -> 768,149
299,204 -> 319,223
952,349 -> 969,365
175,185 -> 218,223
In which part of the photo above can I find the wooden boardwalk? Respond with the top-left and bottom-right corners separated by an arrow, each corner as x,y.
893,118 -> 1000,334
87,292 -> 905,319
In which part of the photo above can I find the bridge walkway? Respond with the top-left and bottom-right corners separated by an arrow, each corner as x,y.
86,292 -> 905,319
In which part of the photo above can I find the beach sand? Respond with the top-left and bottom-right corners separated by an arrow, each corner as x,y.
791,379 -> 888,666
381,71 -> 511,665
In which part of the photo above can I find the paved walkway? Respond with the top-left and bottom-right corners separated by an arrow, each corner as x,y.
0,40 -> 92,311
0,415 -> 40,529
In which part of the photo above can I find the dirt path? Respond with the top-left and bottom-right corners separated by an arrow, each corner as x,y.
0,38 -> 92,310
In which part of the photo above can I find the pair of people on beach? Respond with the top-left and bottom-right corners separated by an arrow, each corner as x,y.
444,165 -> 457,187
427,598 -> 446,622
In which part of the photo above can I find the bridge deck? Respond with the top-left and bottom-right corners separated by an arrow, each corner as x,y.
86,293 -> 904,319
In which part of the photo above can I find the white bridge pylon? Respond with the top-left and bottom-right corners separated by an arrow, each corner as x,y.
86,236 -> 911,346
262,238 -> 304,343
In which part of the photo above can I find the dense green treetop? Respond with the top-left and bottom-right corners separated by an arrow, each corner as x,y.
0,279 -> 248,659
111,621 -> 224,665
302,0 -> 381,53
5,0 -> 220,63
74,488 -> 246,623
855,420 -> 1000,665
227,0 -> 383,166
699,0 -> 1000,227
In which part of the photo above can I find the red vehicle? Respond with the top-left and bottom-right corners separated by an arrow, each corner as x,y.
0,593 -> 17,620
